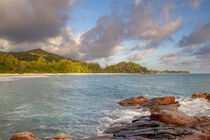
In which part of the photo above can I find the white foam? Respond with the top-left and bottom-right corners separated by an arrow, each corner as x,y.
97,108 -> 150,135
0,77 -> 14,82
0,75 -> 47,82
178,97 -> 210,116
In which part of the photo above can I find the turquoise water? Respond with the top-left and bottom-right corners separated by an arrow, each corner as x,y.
0,74 -> 210,139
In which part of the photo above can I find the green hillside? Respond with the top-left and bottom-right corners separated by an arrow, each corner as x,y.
0,49 -> 189,74
1,49 -> 67,62
104,62 -> 150,73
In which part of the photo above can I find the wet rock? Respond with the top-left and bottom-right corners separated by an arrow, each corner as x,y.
9,132 -> 40,140
118,96 -> 176,107
142,96 -> 176,109
150,109 -> 210,126
193,122 -> 210,133
77,136 -> 148,140
50,134 -> 72,140
104,117 -> 160,134
77,136 -> 116,140
105,115 -> 197,139
113,126 -> 193,139
192,92 -> 210,101
118,96 -> 149,106
150,109 -> 197,126
181,132 -> 210,140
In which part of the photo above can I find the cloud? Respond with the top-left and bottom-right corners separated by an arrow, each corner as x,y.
129,49 -> 154,61
159,51 -> 199,72
0,0 -> 182,62
160,43 -> 210,72
0,0 -> 74,43
160,52 -> 180,65
193,44 -> 210,56
78,15 -> 125,60
178,21 -> 210,47
187,0 -> 203,9
126,1 -> 181,49
76,0 -> 181,60
0,27 -> 80,60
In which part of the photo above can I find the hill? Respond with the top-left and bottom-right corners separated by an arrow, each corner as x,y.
0,49 -> 67,62
104,62 -> 150,73
0,49 -> 189,74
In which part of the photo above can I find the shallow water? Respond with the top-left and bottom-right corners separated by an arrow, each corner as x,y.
0,74 -> 210,139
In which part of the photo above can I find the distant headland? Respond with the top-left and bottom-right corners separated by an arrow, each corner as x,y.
0,49 -> 189,74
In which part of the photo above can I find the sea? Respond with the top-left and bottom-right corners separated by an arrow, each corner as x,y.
0,74 -> 210,139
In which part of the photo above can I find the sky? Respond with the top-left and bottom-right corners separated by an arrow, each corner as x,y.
0,0 -> 210,73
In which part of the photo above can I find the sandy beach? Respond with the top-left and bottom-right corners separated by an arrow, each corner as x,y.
0,73 -> 146,76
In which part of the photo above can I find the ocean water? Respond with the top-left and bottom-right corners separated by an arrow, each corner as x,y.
0,74 -> 210,139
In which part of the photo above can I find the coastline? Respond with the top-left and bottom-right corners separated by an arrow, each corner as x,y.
0,73 -> 155,76
0,73 -> 193,76
7,92 -> 210,140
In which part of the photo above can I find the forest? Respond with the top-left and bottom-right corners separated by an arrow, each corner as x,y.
0,49 -> 189,74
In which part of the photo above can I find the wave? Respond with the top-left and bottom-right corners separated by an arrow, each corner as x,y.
0,75 -> 48,82
97,107 -> 150,135
178,97 -> 210,116
97,96 -> 210,135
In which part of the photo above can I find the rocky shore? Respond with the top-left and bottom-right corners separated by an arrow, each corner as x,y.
7,92 -> 210,140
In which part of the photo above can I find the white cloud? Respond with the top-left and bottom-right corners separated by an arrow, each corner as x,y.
129,49 -> 154,61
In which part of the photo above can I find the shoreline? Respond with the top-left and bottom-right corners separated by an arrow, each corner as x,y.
0,73 -> 193,76
0,73 -> 154,76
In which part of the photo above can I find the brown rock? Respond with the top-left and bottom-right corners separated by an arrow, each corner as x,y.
142,96 -> 176,109
192,92 -> 210,100
150,109 -> 198,126
9,132 -> 39,140
181,132 -> 210,140
118,97 -> 148,106
150,109 -> 210,126
119,96 -> 176,107
50,134 -> 72,140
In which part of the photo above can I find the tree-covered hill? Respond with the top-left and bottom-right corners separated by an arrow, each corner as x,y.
0,49 -> 68,62
0,49 -> 189,74
104,62 -> 150,73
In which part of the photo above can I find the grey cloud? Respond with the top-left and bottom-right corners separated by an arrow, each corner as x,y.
126,1 -> 181,48
160,52 -> 180,65
77,1 -> 181,60
0,0 -> 182,61
0,0 -> 74,43
193,44 -> 210,71
194,44 -> 210,55
128,49 -> 154,61
187,0 -> 203,9
79,15 -> 125,60
178,21 -> 210,47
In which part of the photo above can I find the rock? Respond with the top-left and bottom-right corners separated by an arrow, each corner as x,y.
9,132 -> 40,140
77,136 -> 116,140
118,96 -> 148,106
118,96 -> 176,107
50,134 -> 72,140
150,109 -> 210,126
192,92 -> 210,101
142,96 -> 176,108
77,136 -> 148,140
104,115 -> 198,139
113,126 -> 193,139
181,132 -> 210,140
9,133 -> 73,140
193,122 -> 210,133
104,117 -> 160,134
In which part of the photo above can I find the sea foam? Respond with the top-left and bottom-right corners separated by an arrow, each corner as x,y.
178,97 -> 210,116
0,75 -> 47,82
